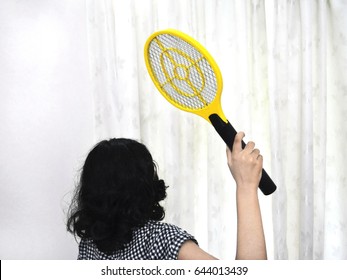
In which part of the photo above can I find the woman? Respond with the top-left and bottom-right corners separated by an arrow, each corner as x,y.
67,132 -> 267,260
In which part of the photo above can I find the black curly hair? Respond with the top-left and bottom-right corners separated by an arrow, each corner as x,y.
67,138 -> 168,253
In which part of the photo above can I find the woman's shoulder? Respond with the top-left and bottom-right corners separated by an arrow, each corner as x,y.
142,220 -> 198,246
132,220 -> 198,259
142,220 -> 196,240
144,220 -> 185,231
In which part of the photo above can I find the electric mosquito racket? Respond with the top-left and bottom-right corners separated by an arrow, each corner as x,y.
144,29 -> 276,195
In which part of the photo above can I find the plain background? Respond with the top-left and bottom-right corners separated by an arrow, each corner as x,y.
0,0 -> 93,259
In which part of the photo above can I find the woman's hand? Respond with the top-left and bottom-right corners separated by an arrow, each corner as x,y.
226,131 -> 263,192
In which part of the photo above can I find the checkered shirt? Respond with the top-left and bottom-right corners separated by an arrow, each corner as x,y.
77,220 -> 197,260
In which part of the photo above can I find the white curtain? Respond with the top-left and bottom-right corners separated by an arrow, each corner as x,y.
86,0 -> 347,259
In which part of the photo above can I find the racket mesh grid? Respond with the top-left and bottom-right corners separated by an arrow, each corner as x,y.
147,34 -> 218,110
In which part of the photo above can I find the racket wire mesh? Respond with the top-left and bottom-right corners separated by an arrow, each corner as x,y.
147,34 -> 218,110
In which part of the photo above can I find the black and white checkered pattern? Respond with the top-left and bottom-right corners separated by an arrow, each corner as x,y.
77,220 -> 198,260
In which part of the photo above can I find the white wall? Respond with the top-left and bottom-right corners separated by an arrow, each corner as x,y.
0,0 -> 94,259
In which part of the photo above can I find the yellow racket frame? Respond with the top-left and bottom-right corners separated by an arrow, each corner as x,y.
144,29 -> 228,124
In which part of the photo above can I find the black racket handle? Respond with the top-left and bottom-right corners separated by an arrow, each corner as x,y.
209,114 -> 277,195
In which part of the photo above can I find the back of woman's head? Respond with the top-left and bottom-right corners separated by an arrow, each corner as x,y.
67,138 -> 167,253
